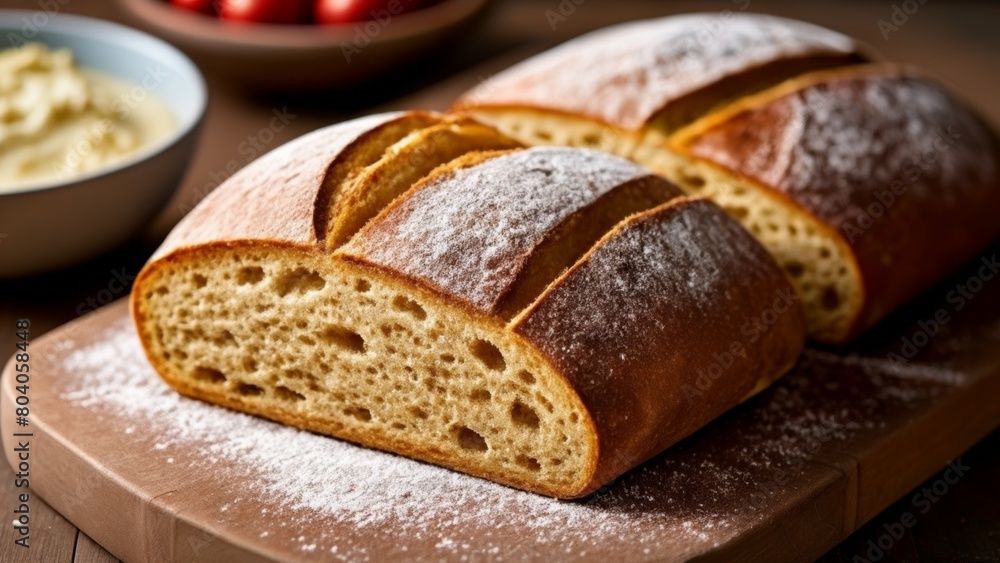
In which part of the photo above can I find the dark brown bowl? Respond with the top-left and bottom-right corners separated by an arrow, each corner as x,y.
117,0 -> 488,91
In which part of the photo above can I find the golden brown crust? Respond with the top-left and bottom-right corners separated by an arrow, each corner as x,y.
152,111 -> 435,261
454,13 -> 867,130
675,64 -> 1000,340
512,197 -> 806,490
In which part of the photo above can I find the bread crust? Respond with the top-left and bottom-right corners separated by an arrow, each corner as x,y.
454,13 -> 867,130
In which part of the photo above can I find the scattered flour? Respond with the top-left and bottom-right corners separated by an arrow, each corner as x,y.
55,313 -> 969,560
59,317 -> 730,560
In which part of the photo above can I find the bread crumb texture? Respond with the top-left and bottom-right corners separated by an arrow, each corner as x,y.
138,247 -> 591,495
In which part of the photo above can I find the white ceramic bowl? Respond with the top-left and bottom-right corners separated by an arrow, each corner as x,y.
0,11 -> 206,278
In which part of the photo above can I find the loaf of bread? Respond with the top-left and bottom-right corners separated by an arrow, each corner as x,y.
131,111 -> 805,498
454,13 -> 1000,343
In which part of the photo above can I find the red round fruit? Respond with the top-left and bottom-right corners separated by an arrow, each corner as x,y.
218,0 -> 308,24
315,0 -> 397,25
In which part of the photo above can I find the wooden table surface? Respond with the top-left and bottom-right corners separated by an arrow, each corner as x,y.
1,0 -> 998,561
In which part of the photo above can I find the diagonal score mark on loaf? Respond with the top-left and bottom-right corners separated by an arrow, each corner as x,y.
322,116 -> 524,248
341,147 -> 684,319
134,121 -> 802,497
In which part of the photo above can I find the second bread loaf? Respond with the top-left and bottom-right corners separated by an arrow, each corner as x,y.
454,13 -> 1000,344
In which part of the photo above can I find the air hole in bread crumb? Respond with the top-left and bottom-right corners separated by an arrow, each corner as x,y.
581,133 -> 601,146
517,370 -> 536,385
784,261 -> 806,278
409,406 -> 428,419
274,268 -> 326,297
392,295 -> 427,320
155,286 -> 168,296
470,388 -> 491,402
212,330 -> 236,346
822,286 -> 841,311
242,357 -> 257,372
193,274 -> 208,288
236,382 -> 264,396
819,247 -> 832,258
274,385 -> 305,402
391,422 -> 406,430
440,353 -> 456,363
318,326 -> 365,353
570,412 -> 579,423
681,173 -> 706,189
297,334 -> 316,346
515,455 -> 541,472
237,266 -> 265,285
534,129 -> 553,142
510,400 -> 540,429
193,366 -> 226,384
536,394 -> 555,413
470,339 -> 505,371
345,406 -> 372,422
455,426 -> 488,452
355,279 -> 371,292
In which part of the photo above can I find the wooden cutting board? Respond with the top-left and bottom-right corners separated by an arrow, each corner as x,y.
4,264 -> 1000,563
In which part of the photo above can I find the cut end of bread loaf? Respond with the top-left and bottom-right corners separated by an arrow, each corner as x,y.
135,247 -> 596,497
469,109 -> 859,341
